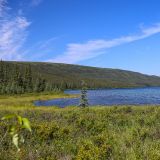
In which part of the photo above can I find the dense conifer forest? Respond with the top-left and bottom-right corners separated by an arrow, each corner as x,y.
1,60 -> 160,94
0,60 -> 61,94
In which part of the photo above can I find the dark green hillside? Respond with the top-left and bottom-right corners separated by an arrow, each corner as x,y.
3,61 -> 160,89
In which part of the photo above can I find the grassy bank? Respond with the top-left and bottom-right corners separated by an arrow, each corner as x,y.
0,92 -> 78,107
0,94 -> 160,160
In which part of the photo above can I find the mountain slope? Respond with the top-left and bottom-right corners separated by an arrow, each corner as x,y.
4,61 -> 160,89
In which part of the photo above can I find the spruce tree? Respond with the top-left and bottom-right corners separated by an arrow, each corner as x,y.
34,77 -> 46,92
12,65 -> 23,94
5,82 -> 12,94
0,60 -> 4,84
13,65 -> 19,83
34,77 -> 41,92
45,82 -> 52,92
79,80 -> 89,108
24,65 -> 33,92
40,79 -> 46,92
3,64 -> 9,85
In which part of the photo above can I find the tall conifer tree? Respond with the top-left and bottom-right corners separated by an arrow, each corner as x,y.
79,80 -> 89,108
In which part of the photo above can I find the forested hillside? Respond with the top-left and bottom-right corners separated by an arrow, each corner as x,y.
0,61 -> 61,94
1,60 -> 160,94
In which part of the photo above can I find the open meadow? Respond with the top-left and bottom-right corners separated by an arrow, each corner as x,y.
0,93 -> 160,160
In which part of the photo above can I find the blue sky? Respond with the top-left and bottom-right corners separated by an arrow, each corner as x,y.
1,0 -> 160,75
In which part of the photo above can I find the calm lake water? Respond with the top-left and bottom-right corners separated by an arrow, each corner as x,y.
35,87 -> 160,107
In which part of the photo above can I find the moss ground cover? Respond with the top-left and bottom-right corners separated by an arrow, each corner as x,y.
0,94 -> 160,160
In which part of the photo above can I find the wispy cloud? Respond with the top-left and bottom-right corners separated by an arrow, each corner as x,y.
30,0 -> 43,7
22,37 -> 59,60
1,0 -> 160,63
51,23 -> 160,63
0,0 -> 31,60
0,0 -> 7,16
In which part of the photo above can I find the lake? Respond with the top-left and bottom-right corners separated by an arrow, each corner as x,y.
34,87 -> 160,107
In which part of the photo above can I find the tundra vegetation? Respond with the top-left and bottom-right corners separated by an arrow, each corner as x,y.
0,94 -> 160,160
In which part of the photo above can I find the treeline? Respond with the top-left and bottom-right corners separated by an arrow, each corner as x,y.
0,60 -> 61,94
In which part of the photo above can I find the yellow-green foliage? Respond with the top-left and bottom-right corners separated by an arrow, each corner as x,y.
0,92 -> 78,107
0,94 -> 160,160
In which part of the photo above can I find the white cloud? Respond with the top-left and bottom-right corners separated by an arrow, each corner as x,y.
22,37 -> 59,60
30,0 -> 43,7
0,1 -> 31,60
1,0 -> 160,63
0,0 -> 7,16
51,23 -> 160,63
